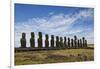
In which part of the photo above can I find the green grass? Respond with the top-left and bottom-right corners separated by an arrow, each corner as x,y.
15,46 -> 94,65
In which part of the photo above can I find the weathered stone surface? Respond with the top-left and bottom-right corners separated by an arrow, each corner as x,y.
38,32 -> 42,48
51,35 -> 54,48
60,37 -> 63,48
82,37 -> 85,48
71,39 -> 74,48
56,36 -> 59,48
74,35 -> 77,48
68,37 -> 70,48
77,39 -> 80,48
20,33 -> 26,48
64,37 -> 67,48
80,39 -> 82,48
30,32 -> 35,48
85,40 -> 87,48
45,34 -> 49,48
20,32 -> 88,50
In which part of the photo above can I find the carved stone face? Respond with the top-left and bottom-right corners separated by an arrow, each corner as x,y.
31,32 -> 34,38
46,34 -> 48,39
82,37 -> 85,40
56,36 -> 59,41
74,35 -> 77,40
68,37 -> 70,40
22,33 -> 25,39
71,39 -> 73,41
38,32 -> 42,38
60,37 -> 63,41
64,37 -> 66,41
51,35 -> 54,39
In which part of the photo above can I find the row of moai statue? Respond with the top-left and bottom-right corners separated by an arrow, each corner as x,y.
20,32 -> 87,48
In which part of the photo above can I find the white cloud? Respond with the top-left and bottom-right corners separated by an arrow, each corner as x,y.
49,12 -> 55,15
15,9 -> 94,47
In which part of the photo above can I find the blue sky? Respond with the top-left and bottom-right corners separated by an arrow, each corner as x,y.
15,3 -> 94,47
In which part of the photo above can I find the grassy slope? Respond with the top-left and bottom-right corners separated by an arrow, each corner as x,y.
15,47 -> 94,65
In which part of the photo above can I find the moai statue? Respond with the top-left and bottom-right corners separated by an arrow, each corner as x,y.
74,35 -> 77,48
30,32 -> 35,48
45,34 -> 49,48
68,37 -> 70,48
82,37 -> 85,48
80,39 -> 82,48
64,37 -> 67,48
71,39 -> 74,48
60,37 -> 63,48
77,39 -> 80,48
85,40 -> 87,48
51,35 -> 54,48
56,36 -> 59,48
20,32 -> 26,48
38,32 -> 42,48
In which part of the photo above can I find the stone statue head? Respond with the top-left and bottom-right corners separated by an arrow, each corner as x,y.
31,32 -> 34,38
38,32 -> 42,38
22,32 -> 26,39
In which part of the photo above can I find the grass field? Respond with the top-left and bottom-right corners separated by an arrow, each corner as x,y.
15,45 -> 94,65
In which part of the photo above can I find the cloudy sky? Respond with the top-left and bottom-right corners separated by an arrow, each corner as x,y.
15,4 -> 94,47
